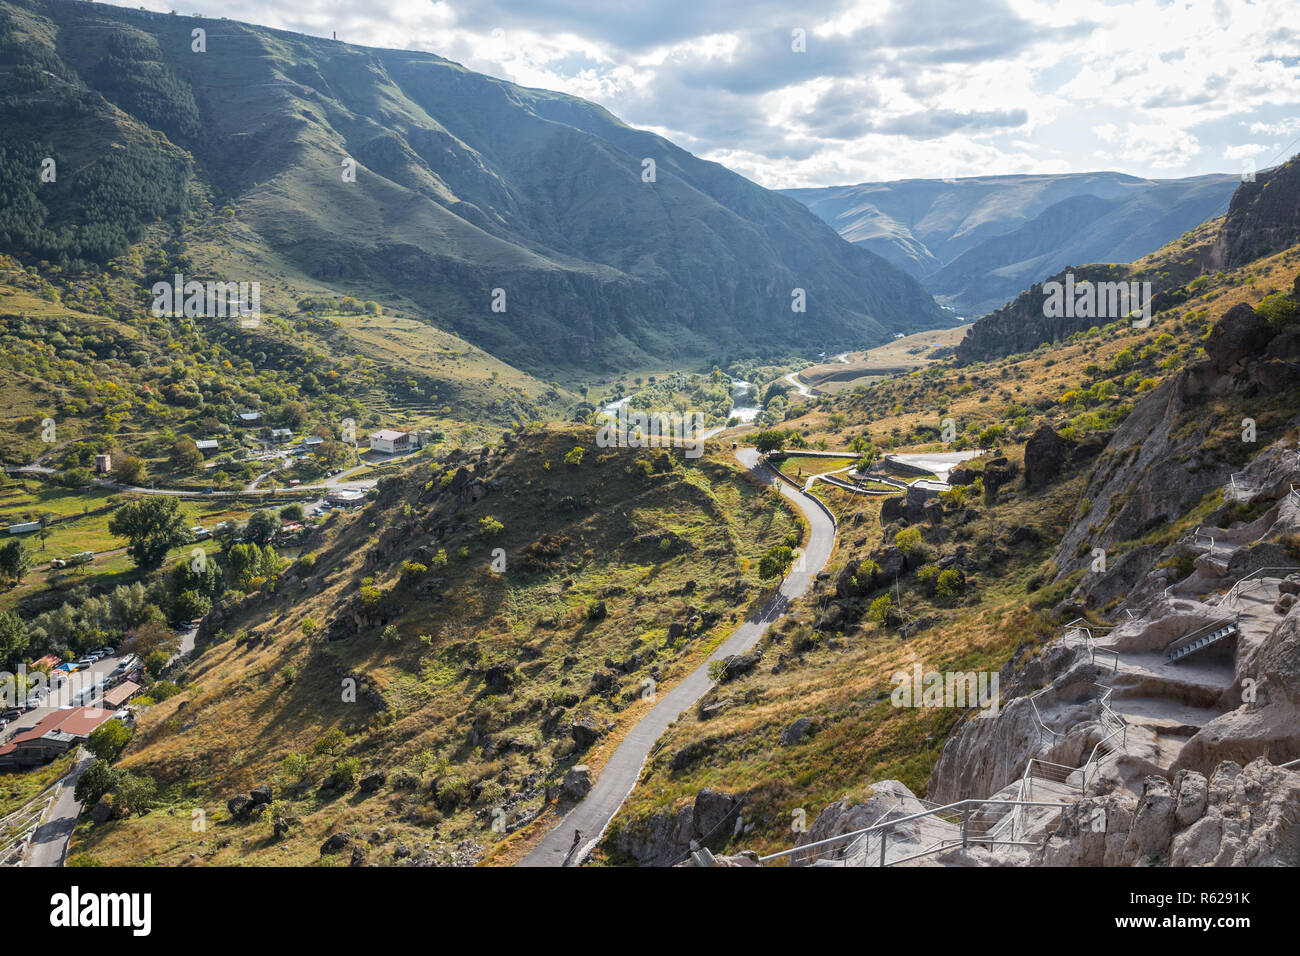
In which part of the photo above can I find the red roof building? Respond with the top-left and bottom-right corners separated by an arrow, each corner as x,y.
0,706 -> 118,768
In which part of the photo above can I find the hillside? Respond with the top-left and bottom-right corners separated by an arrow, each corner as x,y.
0,0 -> 947,377
62,425 -> 805,865
596,193 -> 1300,863
783,172 -> 1237,319
956,156 -> 1299,364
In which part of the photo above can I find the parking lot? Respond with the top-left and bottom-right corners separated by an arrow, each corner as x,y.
0,652 -> 138,742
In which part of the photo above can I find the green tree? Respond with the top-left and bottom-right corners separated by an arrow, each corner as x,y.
108,497 -> 191,569
86,719 -> 133,762
0,539 -> 32,587
0,610 -> 30,670
113,772 -> 157,816
753,429 -> 788,454
172,589 -> 211,622
758,544 -> 794,580
113,455 -> 147,486
74,760 -> 121,805
244,509 -> 282,546
170,437 -> 204,473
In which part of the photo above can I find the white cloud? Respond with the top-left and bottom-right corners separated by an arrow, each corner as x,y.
102,0 -> 1300,186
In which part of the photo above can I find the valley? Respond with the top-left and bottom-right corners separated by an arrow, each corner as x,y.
0,0 -> 1296,902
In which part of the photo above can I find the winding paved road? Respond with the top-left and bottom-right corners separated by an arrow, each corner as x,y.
25,751 -> 91,868
517,447 -> 837,867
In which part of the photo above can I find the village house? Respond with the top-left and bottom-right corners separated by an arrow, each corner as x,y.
369,429 -> 410,454
0,707 -> 119,769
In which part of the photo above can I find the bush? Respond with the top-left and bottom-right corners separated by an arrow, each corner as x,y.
313,728 -> 346,756
149,680 -> 181,702
895,526 -> 928,558
331,757 -> 362,788
867,595 -> 895,625
935,569 -> 965,604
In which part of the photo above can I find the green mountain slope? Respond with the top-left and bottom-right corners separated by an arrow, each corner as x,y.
0,0 -> 947,375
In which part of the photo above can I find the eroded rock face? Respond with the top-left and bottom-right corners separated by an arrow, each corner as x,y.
1174,601 -> 1300,773
607,787 -> 740,866
1204,303 -> 1274,374
1024,424 -> 1069,489
1038,760 -> 1300,867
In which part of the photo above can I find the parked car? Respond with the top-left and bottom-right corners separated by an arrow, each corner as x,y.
1,708 -> 21,722
87,651 -> 104,662
99,647 -> 117,656
74,659 -> 94,671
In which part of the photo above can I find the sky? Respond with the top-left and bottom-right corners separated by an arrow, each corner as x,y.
105,0 -> 1300,189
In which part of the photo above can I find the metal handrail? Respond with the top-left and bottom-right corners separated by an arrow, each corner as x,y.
758,797 -> 1068,864
1162,612 -> 1240,659
1214,567 -> 1299,609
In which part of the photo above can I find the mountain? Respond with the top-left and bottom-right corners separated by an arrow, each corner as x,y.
0,0 -> 947,375
955,155 -> 1300,364
782,172 -> 1239,319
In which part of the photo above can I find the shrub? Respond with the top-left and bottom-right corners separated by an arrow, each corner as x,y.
867,595 -> 895,625
936,569 -> 965,604
331,757 -> 362,788
313,728 -> 347,756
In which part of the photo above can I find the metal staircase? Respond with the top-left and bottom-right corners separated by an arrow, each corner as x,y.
1163,615 -> 1240,663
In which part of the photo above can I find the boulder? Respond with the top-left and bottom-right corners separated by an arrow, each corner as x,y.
1204,303 -> 1274,374
226,794 -> 252,819
1123,775 -> 1177,862
779,716 -> 819,746
90,797 -> 114,824
483,662 -> 516,694
1024,424 -> 1069,488
320,833 -> 351,855
719,651 -> 761,682
570,717 -> 602,751
359,770 -> 386,793
249,786 -> 272,805
562,765 -> 592,800
692,788 -> 738,840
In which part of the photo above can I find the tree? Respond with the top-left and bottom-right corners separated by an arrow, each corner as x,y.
108,497 -> 191,569
758,544 -> 794,581
170,437 -> 204,472
144,649 -> 171,680
113,455 -> 147,485
120,620 -> 180,665
113,772 -> 157,817
172,589 -> 211,622
279,503 -> 304,522
0,539 -> 31,587
74,760 -> 121,805
244,509 -> 282,546
86,719 -> 133,762
0,610 -> 29,671
753,429 -> 788,454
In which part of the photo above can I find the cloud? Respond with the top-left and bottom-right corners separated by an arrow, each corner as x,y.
103,0 -> 1300,186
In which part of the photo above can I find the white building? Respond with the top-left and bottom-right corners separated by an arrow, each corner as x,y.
369,429 -> 410,454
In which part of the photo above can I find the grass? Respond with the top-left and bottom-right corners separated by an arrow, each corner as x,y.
68,424 -> 803,865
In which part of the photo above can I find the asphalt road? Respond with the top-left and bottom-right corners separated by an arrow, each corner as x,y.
517,447 -> 836,867
25,751 -> 92,868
